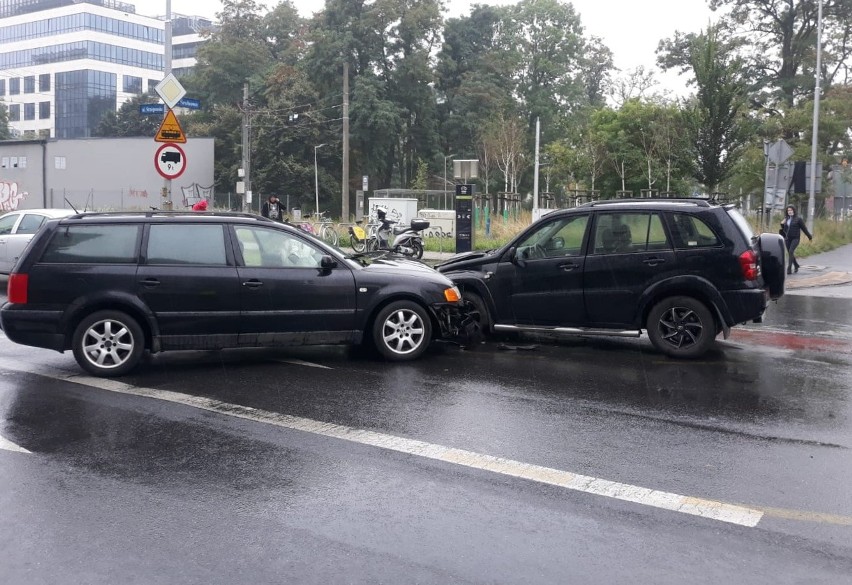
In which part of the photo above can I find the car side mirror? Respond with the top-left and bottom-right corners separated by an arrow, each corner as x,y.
320,255 -> 338,269
509,246 -> 526,268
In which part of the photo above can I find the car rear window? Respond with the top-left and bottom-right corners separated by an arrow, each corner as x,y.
41,224 -> 140,263
726,208 -> 755,242
667,213 -> 721,249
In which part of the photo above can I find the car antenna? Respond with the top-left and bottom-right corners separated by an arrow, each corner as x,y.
64,197 -> 80,213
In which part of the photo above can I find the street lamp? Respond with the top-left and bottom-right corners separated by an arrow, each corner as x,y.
443,153 -> 456,209
314,143 -> 326,215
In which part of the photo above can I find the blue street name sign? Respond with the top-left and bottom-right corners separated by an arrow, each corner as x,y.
139,104 -> 165,115
177,97 -> 201,110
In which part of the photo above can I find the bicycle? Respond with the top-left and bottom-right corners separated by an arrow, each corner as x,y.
307,211 -> 339,246
346,219 -> 373,252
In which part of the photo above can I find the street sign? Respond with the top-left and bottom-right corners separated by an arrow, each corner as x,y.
767,140 -> 794,165
155,143 -> 187,180
139,103 -> 165,115
154,109 -> 186,143
154,73 -> 187,110
176,97 -> 201,110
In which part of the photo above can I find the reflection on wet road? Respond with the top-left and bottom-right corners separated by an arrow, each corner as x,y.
1,292 -> 851,584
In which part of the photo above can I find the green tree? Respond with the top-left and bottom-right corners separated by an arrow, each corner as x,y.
0,101 -> 11,140
93,93 -> 162,137
710,0 -> 852,107
683,25 -> 752,193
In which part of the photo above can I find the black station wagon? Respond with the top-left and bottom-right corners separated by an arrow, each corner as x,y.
437,199 -> 786,358
0,212 -> 471,377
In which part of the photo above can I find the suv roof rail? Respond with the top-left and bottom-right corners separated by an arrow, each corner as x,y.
67,211 -> 274,222
582,198 -> 713,208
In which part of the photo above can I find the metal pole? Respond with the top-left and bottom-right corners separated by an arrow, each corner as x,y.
342,61 -> 350,221
443,154 -> 456,209
807,0 -> 823,232
242,83 -> 251,212
315,143 -> 325,214
162,0 -> 172,210
533,117 -> 540,214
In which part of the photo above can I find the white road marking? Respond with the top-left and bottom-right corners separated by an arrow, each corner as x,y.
276,359 -> 333,369
0,357 -> 762,527
0,433 -> 31,454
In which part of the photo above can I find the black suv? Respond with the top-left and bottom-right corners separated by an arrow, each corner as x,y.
1,212 -> 471,377
437,199 -> 786,358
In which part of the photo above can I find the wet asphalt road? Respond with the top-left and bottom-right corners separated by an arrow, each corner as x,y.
1,290 -> 852,583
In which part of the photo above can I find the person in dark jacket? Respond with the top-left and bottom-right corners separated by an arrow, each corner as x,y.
779,205 -> 813,274
261,194 -> 286,222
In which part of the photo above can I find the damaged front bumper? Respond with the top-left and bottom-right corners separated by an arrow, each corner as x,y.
431,300 -> 483,347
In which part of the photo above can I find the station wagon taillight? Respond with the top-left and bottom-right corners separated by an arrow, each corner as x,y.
7,273 -> 28,304
738,250 -> 758,281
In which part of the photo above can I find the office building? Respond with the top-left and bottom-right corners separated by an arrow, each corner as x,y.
0,0 -> 210,139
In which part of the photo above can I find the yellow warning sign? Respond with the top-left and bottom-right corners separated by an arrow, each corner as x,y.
154,109 -> 186,143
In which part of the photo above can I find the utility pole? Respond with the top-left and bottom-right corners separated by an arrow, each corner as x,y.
162,0 -> 172,209
342,61 -> 350,221
807,0 -> 824,232
241,82 -> 252,213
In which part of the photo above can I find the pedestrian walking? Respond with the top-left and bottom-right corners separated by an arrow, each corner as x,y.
261,194 -> 286,222
779,205 -> 813,274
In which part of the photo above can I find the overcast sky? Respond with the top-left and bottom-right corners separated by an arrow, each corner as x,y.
135,0 -> 718,96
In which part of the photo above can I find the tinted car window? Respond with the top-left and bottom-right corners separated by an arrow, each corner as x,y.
16,214 -> 46,234
235,226 -> 324,268
668,213 -> 721,249
0,214 -> 18,235
593,213 -> 650,254
515,215 -> 589,259
41,225 -> 140,263
146,224 -> 227,265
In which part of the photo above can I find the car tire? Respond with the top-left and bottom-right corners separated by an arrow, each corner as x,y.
72,310 -> 145,377
464,291 -> 492,336
372,301 -> 432,361
758,233 -> 786,299
646,296 -> 716,359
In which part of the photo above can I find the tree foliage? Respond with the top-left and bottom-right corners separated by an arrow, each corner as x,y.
93,93 -> 162,138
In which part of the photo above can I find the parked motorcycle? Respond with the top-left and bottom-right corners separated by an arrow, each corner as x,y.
371,217 -> 430,260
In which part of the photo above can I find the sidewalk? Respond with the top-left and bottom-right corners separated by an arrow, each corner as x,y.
785,242 -> 852,297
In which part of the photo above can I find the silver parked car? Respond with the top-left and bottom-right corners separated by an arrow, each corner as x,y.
0,209 -> 77,274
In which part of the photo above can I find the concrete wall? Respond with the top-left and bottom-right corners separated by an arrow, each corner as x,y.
0,137 -> 214,211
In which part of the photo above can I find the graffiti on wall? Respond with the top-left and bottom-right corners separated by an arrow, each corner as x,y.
181,183 -> 214,207
0,180 -> 28,212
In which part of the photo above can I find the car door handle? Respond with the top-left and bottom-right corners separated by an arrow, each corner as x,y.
558,262 -> 578,271
642,257 -> 667,266
242,280 -> 264,288
139,278 -> 160,287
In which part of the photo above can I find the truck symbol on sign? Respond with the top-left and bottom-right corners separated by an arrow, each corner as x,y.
161,151 -> 181,165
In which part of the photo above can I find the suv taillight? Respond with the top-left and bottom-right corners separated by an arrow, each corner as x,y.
738,250 -> 758,281
8,273 -> 28,304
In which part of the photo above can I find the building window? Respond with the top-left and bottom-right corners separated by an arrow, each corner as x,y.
9,78 -> 20,95
39,101 -> 50,119
0,79 -> 5,96
148,79 -> 158,93
24,76 -> 35,93
55,157 -> 66,170
39,74 -> 50,92
55,69 -> 117,139
9,104 -> 20,121
123,75 -> 142,94
24,103 -> 35,120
